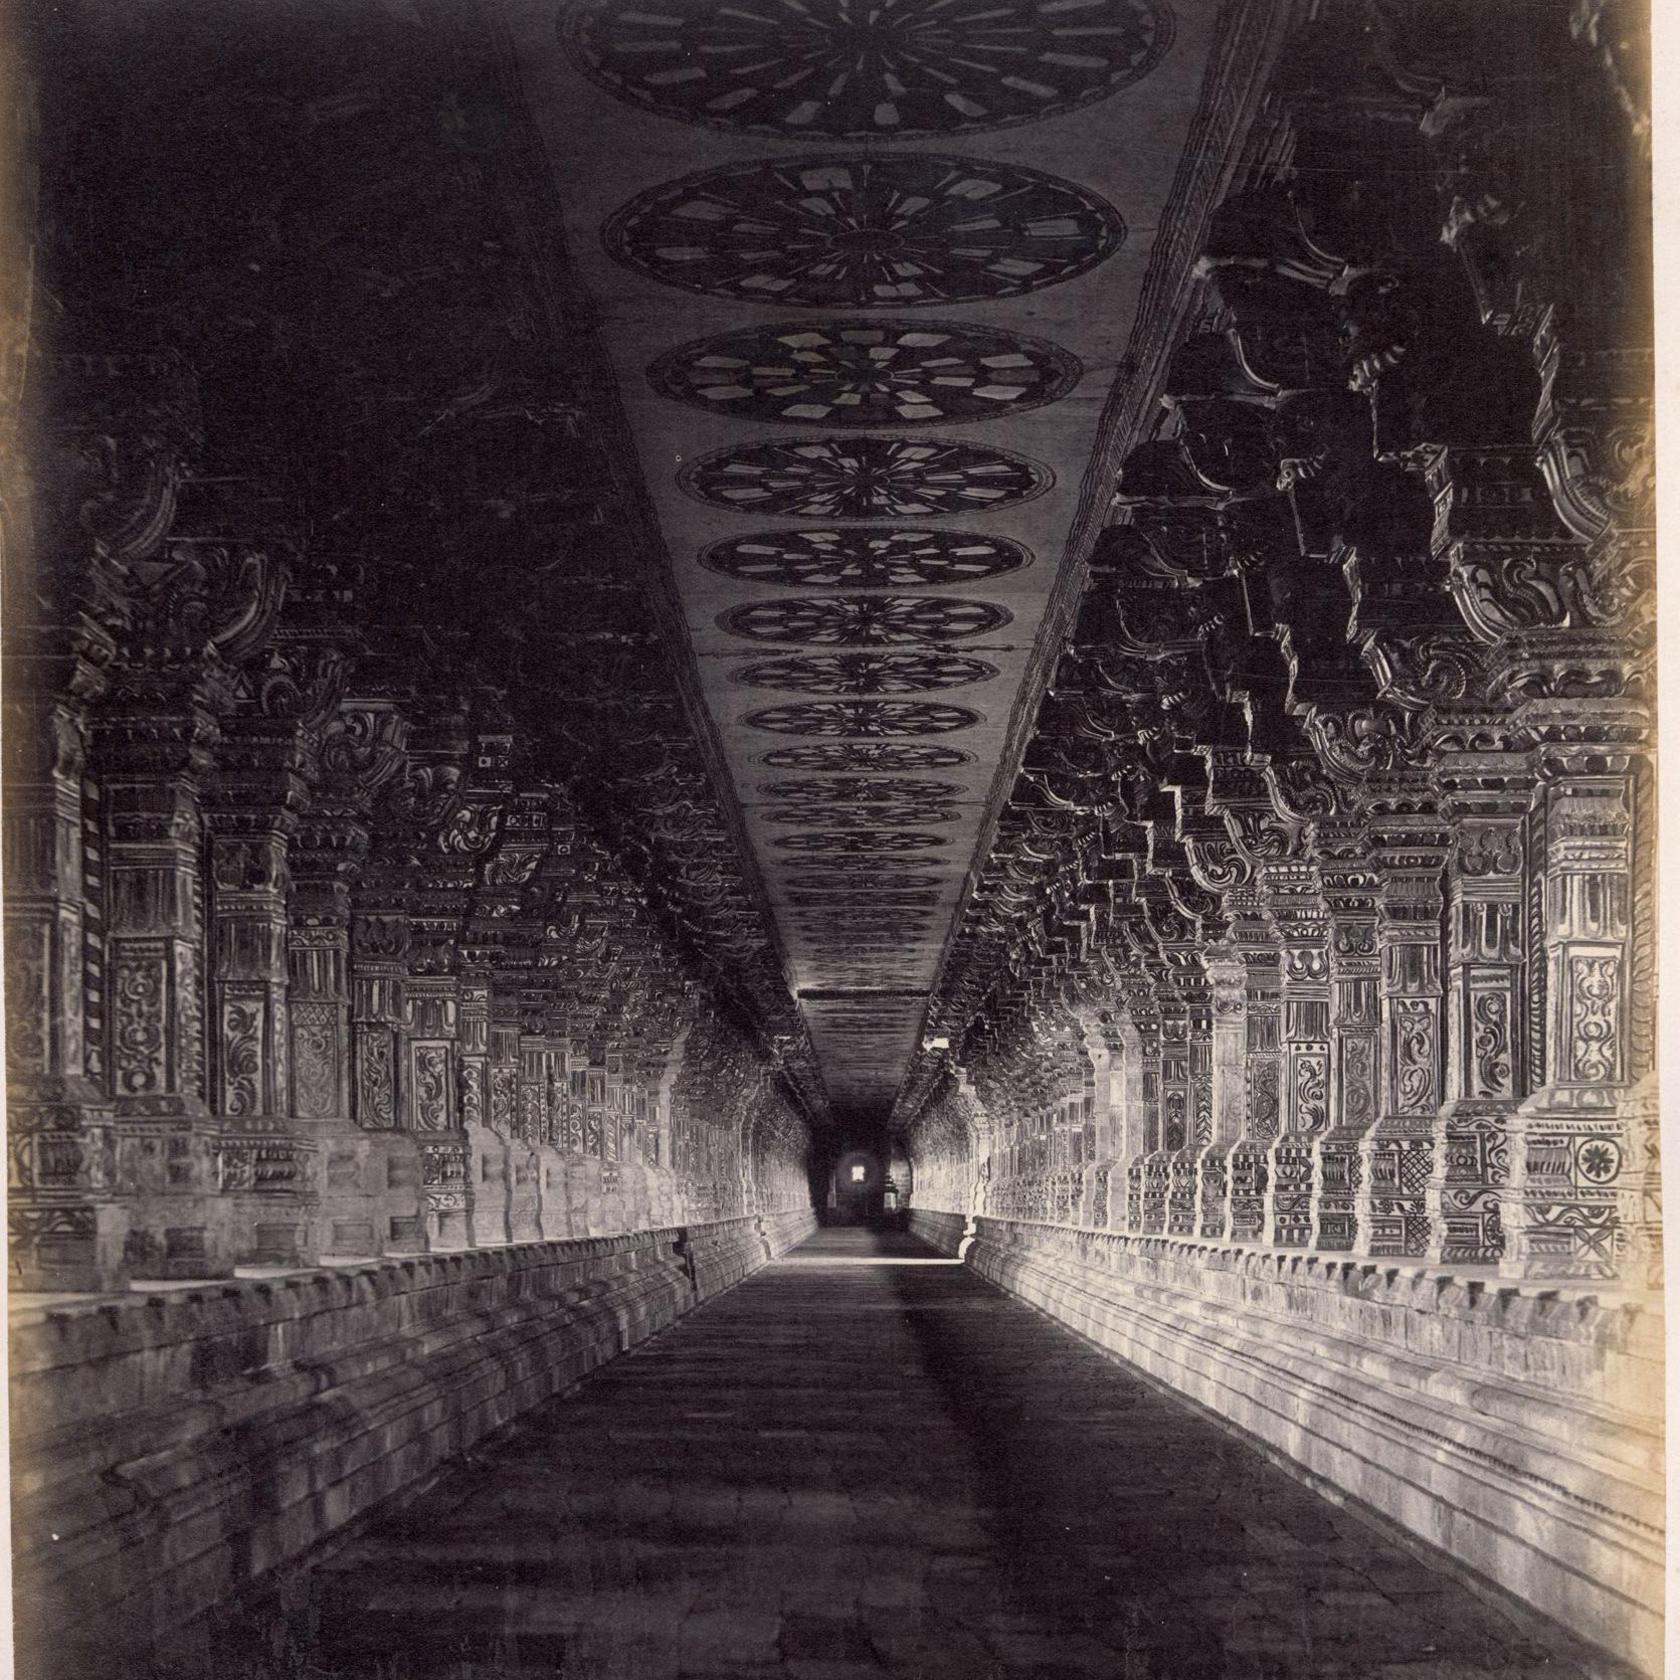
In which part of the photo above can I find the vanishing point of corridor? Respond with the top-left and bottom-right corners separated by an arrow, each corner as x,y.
232,1230 -> 1604,1680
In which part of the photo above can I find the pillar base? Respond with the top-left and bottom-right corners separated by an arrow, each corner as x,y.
1500,1079 -> 1646,1283
1356,1117 -> 1434,1259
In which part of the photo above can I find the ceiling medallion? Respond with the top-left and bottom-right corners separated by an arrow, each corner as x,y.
760,778 -> 962,802
720,595 -> 1010,646
774,871 -> 945,889
734,652 -> 996,694
603,155 -> 1123,308
680,436 -> 1051,521
774,831 -> 951,852
650,320 -> 1080,428
562,0 -> 1174,140
759,743 -> 972,770
703,528 -> 1029,590
787,891 -> 941,907
744,701 -> 982,736
763,803 -> 958,826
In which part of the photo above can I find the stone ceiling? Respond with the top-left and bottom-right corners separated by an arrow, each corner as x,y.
499,0 -> 1218,1116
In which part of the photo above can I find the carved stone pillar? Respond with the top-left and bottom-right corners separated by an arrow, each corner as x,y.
1262,864 -> 1329,1247
1155,996 -> 1195,1237
205,724 -> 318,1267
1427,747 -> 1534,1265
408,969 -> 469,1250
1123,1003 -> 1162,1233
1310,822 -> 1381,1253
1194,949 -> 1246,1240
95,663 -> 232,1277
1502,720 -> 1642,1280
288,700 -> 407,1259
1227,923 -> 1281,1245
1356,811 -> 1449,1259
458,975 -> 511,1244
350,904 -> 424,1252
490,996 -> 538,1240
4,637 -> 123,1290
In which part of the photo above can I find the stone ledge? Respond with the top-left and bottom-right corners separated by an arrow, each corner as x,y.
907,1207 -> 1661,1677
11,1208 -> 817,1680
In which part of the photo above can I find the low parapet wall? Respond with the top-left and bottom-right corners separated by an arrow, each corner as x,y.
11,1209 -> 817,1678
907,1208 -> 1662,1676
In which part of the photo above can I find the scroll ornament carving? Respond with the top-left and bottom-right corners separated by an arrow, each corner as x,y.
221,1000 -> 264,1117
113,956 -> 167,1094
291,1003 -> 338,1119
1568,955 -> 1621,1083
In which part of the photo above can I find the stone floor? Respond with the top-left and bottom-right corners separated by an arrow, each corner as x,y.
214,1228 -> 1617,1680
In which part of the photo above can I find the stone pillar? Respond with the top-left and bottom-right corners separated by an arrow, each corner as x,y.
1262,864 -> 1330,1247
1427,755 -> 1533,1265
1502,727 -> 1642,1280
1354,816 -> 1449,1258
1228,938 -> 1282,1244
407,971 -> 469,1250
4,639 -> 124,1290
458,975 -> 511,1244
1194,950 -> 1246,1240
350,905 -> 425,1253
205,726 -> 318,1267
1156,996 -> 1195,1236
1311,823 -> 1381,1253
95,664 -> 232,1277
490,996 -> 538,1240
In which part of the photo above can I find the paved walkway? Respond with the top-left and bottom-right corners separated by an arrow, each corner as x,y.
248,1229 -> 1606,1680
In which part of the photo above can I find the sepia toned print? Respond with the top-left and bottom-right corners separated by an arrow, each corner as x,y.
2,0 -> 1657,1677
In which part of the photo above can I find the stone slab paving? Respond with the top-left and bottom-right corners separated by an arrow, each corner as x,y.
225,1228 -> 1619,1680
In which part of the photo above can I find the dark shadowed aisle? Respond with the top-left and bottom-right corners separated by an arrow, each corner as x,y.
237,1230 -> 1608,1680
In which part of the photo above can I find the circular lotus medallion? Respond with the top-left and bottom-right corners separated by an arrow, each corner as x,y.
745,701 -> 981,735
650,320 -> 1079,427
563,0 -> 1174,141
775,830 -> 951,852
680,436 -> 1051,521
760,778 -> 962,802
759,743 -> 973,770
734,652 -> 996,693
604,154 -> 1123,308
703,528 -> 1030,590
763,803 -> 958,826
720,595 -> 1010,645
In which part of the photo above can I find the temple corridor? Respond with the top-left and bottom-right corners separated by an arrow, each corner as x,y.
6,0 -> 1660,1673
206,1227 -> 1609,1680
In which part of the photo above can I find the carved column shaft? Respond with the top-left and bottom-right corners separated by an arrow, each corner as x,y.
4,643 -> 123,1289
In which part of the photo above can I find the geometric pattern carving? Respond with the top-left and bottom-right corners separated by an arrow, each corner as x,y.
680,436 -> 1052,520
759,743 -> 973,770
650,321 -> 1080,426
734,653 -> 996,693
760,779 -> 963,802
720,596 -> 1010,645
744,701 -> 982,735
786,891 -> 942,908
702,529 -> 1031,589
774,870 -> 946,890
604,155 -> 1124,308
763,803 -> 958,826
774,831 -> 952,852
564,0 -> 1175,141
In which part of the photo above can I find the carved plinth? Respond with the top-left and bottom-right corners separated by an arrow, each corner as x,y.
1356,1118 -> 1434,1258
1501,1081 -> 1639,1282
1263,1132 -> 1314,1248
1225,1140 -> 1269,1243
306,1122 -> 427,1258
1426,1099 -> 1510,1265
1164,1152 -> 1198,1237
7,1084 -> 125,1292
1310,1128 -> 1366,1253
